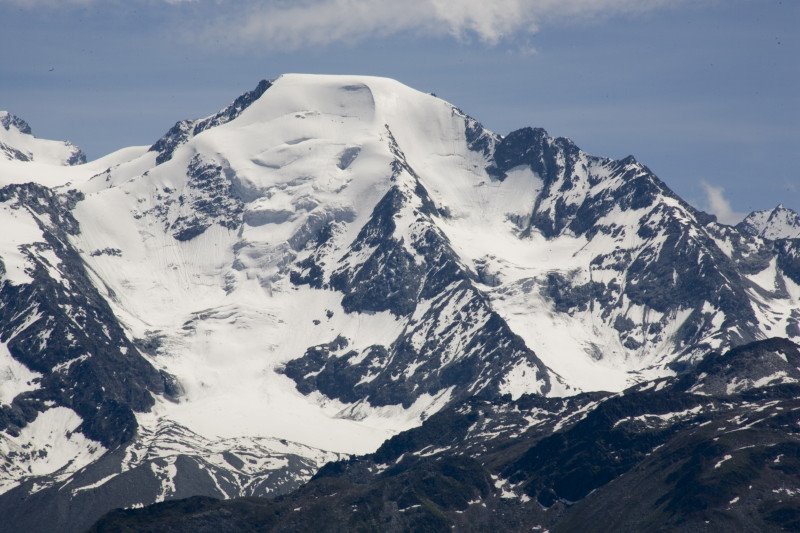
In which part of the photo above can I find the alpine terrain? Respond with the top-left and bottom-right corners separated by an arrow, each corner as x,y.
0,75 -> 798,532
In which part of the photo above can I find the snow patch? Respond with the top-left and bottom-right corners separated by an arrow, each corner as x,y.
0,407 -> 105,495
0,342 -> 40,405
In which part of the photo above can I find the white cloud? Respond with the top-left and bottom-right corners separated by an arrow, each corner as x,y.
700,180 -> 744,225
1,0 -> 703,48
200,0 -> 696,49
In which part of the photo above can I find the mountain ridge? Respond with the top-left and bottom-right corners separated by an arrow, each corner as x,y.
0,74 -> 797,531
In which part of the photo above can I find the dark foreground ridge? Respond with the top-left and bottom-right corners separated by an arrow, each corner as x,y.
91,338 -> 800,532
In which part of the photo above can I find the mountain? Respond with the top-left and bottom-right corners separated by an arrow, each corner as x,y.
90,338 -> 800,532
0,111 -> 85,166
738,204 -> 800,240
0,74 -> 798,531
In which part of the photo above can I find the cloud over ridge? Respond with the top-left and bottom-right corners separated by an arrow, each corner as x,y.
701,180 -> 745,225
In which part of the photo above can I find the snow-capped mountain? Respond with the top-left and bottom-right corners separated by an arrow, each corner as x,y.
0,74 -> 798,531
737,204 -> 800,240
0,111 -> 85,166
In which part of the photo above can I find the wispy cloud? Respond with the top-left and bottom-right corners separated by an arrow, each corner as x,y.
700,180 -> 745,225
0,0 -> 94,5
3,0 -> 696,48
211,0 -> 693,49
0,0 -> 193,6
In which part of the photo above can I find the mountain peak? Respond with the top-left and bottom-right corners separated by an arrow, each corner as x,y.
149,78 -> 273,165
737,204 -> 800,240
0,111 -> 33,135
0,111 -> 86,166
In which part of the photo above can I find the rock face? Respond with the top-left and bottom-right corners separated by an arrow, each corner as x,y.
0,74 -> 798,531
284,137 -> 553,407
0,184 -> 166,449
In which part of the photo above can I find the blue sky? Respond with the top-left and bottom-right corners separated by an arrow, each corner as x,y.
1,0 -> 797,220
